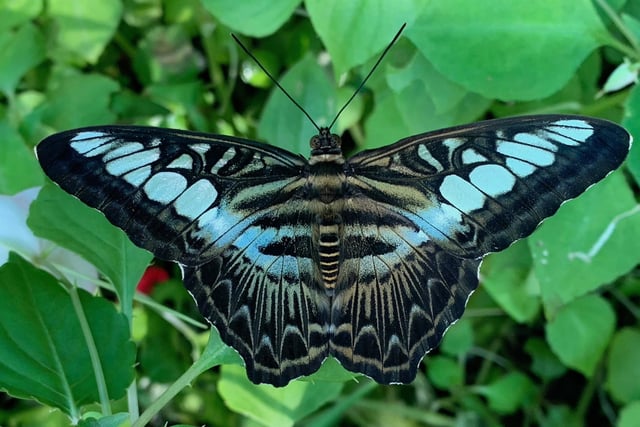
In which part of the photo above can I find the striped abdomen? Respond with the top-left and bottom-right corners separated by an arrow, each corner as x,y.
318,217 -> 341,292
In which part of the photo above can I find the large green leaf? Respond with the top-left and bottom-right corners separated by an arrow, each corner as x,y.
0,119 -> 43,194
0,22 -> 45,94
0,257 -> 135,419
363,77 -> 489,149
623,82 -> 640,186
47,0 -> 122,64
218,364 -> 344,427
475,371 -> 537,414
39,74 -> 119,129
408,0 -> 609,100
202,0 -> 301,37
306,0 -> 419,77
0,0 -> 43,32
545,294 -> 615,377
385,51 -> 470,114
28,183 -> 152,317
605,328 -> 640,403
481,240 -> 540,323
529,172 -> 640,313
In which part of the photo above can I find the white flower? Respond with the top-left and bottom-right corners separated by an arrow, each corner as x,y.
0,187 -> 98,292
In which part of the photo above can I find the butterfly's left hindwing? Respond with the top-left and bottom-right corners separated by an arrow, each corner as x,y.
181,207 -> 331,386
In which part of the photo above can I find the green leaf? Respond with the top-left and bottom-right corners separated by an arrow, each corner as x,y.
258,53 -> 337,156
0,22 -> 46,94
623,83 -> 640,186
301,357 -> 358,384
363,77 -> 489,149
306,0 -> 419,77
195,325 -> 243,369
202,0 -> 301,37
475,371 -> 536,414
133,26 -> 205,85
0,119 -> 44,194
40,73 -> 120,129
529,171 -> 640,312
78,413 -> 129,427
440,317 -> 474,356
218,364 -> 344,427
606,328 -> 640,403
386,50 -> 469,114
426,356 -> 463,390
524,338 -> 566,381
0,0 -> 43,32
409,0 -> 608,100
540,404 -> 582,427
28,183 -> 152,316
481,240 -> 540,323
0,258 -> 135,418
48,0 -> 123,64
618,402 -> 640,427
545,294 -> 615,377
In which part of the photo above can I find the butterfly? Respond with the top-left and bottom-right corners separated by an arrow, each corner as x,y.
36,113 -> 630,386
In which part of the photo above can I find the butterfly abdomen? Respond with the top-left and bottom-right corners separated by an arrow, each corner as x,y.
317,217 -> 341,292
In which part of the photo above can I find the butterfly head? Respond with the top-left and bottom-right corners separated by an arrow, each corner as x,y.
310,127 -> 342,156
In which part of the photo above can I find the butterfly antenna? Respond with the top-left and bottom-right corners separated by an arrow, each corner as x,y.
232,33 -> 322,132
327,23 -> 407,130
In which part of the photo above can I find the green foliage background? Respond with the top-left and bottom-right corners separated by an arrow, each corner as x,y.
1,0 -> 640,426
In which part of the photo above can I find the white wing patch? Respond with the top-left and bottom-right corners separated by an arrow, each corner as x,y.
505,158 -> 536,178
105,149 -> 161,176
417,144 -> 444,172
469,164 -> 516,197
440,174 -> 486,212
103,142 -> 144,161
174,179 -> 218,219
70,132 -> 113,155
143,171 -> 187,203
123,166 -> 152,186
497,140 -> 555,167
167,154 -> 194,169
547,119 -> 593,145
461,148 -> 488,164
210,148 -> 237,174
513,132 -> 558,152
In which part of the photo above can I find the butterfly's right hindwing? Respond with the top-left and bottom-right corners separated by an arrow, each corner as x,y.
36,126 -> 308,265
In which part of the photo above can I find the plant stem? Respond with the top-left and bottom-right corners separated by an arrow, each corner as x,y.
70,286 -> 111,416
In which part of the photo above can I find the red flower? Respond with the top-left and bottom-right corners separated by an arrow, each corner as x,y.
137,265 -> 170,294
